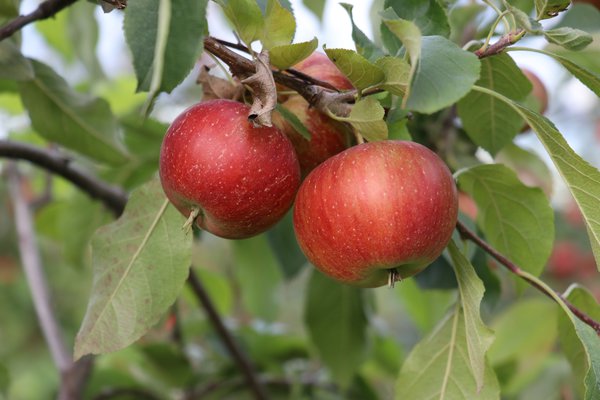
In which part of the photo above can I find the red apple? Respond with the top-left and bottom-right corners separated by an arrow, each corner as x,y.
293,52 -> 354,90
159,99 -> 301,239
522,68 -> 548,115
275,52 -> 354,177
274,96 -> 351,176
293,141 -> 458,287
548,241 -> 581,279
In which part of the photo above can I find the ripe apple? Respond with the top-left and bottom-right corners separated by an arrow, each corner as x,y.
293,141 -> 458,287
293,52 -> 354,90
547,241 -> 581,279
522,68 -> 548,114
159,99 -> 301,239
274,96 -> 351,176
275,52 -> 354,176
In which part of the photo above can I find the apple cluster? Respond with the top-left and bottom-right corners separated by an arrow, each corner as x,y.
159,53 -> 459,288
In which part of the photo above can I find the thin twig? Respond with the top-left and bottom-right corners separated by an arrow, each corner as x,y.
456,220 -> 600,335
7,163 -> 72,371
6,163 -> 96,400
0,140 -> 127,216
0,0 -> 79,41
187,269 -> 270,400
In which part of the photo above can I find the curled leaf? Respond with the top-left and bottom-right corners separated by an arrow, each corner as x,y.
242,50 -> 277,126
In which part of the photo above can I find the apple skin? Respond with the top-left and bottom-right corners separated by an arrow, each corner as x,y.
522,68 -> 548,114
159,99 -> 301,239
293,141 -> 458,287
293,52 -> 354,90
274,52 -> 353,177
274,95 -> 351,177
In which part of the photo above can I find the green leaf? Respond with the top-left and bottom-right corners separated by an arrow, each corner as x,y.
0,363 -> 8,396
275,103 -> 311,140
456,164 -> 554,278
261,0 -> 295,49
302,0 -> 325,20
269,37 -> 318,70
555,3 -> 600,33
395,305 -> 500,399
305,270 -> 369,387
340,3 -> 384,61
124,0 -> 207,94
266,210 -> 307,279
481,90 -> 600,270
396,279 -> 456,334
447,240 -> 495,391
0,41 -> 33,81
18,60 -> 128,164
544,27 -> 594,51
232,235 -> 283,321
338,96 -> 388,142
495,143 -> 553,196
558,285 -> 600,399
323,48 -> 385,91
216,0 -> 264,46
543,48 -> 600,96
67,3 -> 105,79
449,3 -> 487,44
488,299 -> 558,366
535,0 -> 570,20
375,56 -> 410,97
457,54 -> 531,155
384,0 -> 450,37
74,179 -> 192,358
407,36 -> 480,114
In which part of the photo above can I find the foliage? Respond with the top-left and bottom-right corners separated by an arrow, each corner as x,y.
0,0 -> 599,399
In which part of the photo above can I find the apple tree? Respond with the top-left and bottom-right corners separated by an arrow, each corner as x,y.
0,0 -> 600,399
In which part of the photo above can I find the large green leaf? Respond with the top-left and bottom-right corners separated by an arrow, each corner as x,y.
305,270 -> 369,387
447,240 -> 495,391
340,3 -> 384,61
395,307 -> 500,399
261,0 -> 295,49
74,179 -> 192,358
456,164 -> 554,278
558,285 -> 600,399
0,41 -> 33,81
384,0 -> 450,37
232,235 -> 283,321
512,48 -> 600,96
457,54 -> 531,155
124,0 -> 207,94
476,86 -> 600,270
407,36 -> 480,113
488,299 -> 558,366
323,48 -> 385,91
216,0 -> 264,46
18,60 -> 128,164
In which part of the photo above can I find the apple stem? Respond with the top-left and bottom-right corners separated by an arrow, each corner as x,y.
182,207 -> 201,233
388,268 -> 400,288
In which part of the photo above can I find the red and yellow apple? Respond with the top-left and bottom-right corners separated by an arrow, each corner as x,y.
293,141 -> 458,287
274,52 -> 354,177
522,68 -> 548,115
159,99 -> 301,239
